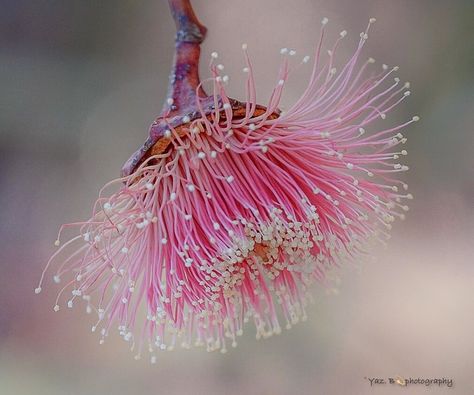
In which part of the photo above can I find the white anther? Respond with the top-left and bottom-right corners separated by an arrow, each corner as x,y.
197,152 -> 206,159
412,115 -> 420,122
164,129 -> 172,138
243,67 -> 249,73
346,163 -> 354,169
211,52 -> 218,59
187,184 -> 195,192
359,127 -> 365,134
182,115 -> 191,123
35,287 -> 42,294
170,192 -> 177,201
404,91 -> 411,96
401,150 -> 408,155
289,50 -> 296,56
213,222 -> 220,230
222,75 -> 229,83
226,176 -> 234,183
380,113 -> 386,119
368,57 -> 375,64
166,98 -> 174,106
302,55 -> 310,63
161,238 -> 168,245
382,64 -> 388,70
217,64 -> 224,70
145,182 -> 154,190
223,103 -> 231,110
53,304 -> 60,312
360,32 -> 368,40
54,239 -> 60,246
321,17 -> 329,25
185,258 -> 193,267
280,48 -> 288,55
210,150 -> 217,158
404,82 -> 411,88
340,30 -> 347,37
241,43 -> 248,50
278,79 -> 285,86
261,146 -> 268,153
249,123 -> 256,131
53,275 -> 61,283
67,300 -> 73,308
369,17 -> 376,23
184,214 -> 192,221
121,247 -> 129,254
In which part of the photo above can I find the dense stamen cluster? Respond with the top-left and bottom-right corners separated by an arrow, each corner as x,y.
37,18 -> 416,361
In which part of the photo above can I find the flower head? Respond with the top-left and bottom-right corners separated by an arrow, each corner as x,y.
37,17 -> 416,360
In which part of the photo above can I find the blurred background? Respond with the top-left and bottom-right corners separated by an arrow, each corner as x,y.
1,0 -> 473,394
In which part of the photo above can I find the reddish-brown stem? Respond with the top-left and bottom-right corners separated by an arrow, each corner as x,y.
163,0 -> 208,116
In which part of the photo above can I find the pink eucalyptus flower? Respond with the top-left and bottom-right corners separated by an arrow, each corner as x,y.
37,17 -> 417,360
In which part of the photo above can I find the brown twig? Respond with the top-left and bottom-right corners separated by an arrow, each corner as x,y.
162,0 -> 208,115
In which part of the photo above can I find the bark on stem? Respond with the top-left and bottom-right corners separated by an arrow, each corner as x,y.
163,0 -> 208,115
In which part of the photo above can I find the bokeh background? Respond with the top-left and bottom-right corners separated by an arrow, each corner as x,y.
1,0 -> 473,394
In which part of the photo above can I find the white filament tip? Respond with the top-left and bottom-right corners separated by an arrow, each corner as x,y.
321,17 -> 329,25
340,30 -> 347,38
145,182 -> 154,190
187,184 -> 196,192
226,176 -> 234,183
289,50 -> 296,56
164,130 -> 171,138
54,239 -> 60,247
412,116 -> 420,122
369,17 -> 376,23
211,52 -> 218,59
121,247 -> 129,254
302,55 -> 310,63
217,64 -> 224,70
182,115 -> 191,123
368,57 -> 375,64
241,43 -> 248,50
243,67 -> 249,73
53,305 -> 60,312
35,287 -> 42,294
166,98 -> 174,106
280,48 -> 288,55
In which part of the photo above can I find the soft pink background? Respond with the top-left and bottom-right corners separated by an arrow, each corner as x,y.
1,1 -> 473,394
